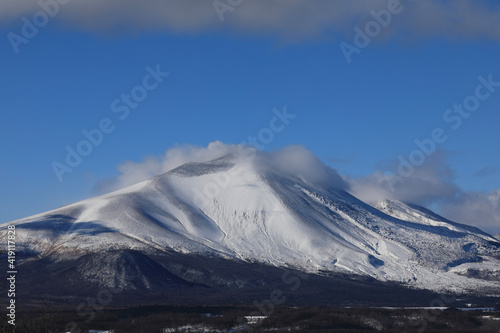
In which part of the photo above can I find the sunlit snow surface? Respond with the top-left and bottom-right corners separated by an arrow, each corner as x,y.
4,153 -> 500,293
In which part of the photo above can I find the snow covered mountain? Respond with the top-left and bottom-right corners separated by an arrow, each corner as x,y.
2,148 -> 500,304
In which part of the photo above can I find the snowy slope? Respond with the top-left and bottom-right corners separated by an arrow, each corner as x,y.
374,199 -> 495,240
3,152 -> 500,294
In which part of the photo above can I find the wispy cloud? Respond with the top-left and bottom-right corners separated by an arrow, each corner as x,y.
96,141 -> 348,194
348,151 -> 459,205
2,0 -> 500,42
348,150 -> 500,234
98,143 -> 499,233
440,189 -> 500,234
96,141 -> 237,193
475,166 -> 500,177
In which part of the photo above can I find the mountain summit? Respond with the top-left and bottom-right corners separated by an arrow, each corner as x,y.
3,148 -> 500,304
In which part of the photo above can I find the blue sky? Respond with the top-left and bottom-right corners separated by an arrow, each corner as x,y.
1,0 -> 500,233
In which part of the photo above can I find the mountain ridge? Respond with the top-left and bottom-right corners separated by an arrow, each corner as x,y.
3,152 -> 500,304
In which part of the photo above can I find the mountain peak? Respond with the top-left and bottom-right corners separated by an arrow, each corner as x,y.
3,146 -> 500,297
166,155 -> 236,178
154,144 -> 348,190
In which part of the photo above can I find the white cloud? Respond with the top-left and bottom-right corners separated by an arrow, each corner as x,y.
441,190 -> 500,235
97,141 -> 348,193
260,145 -> 349,189
347,150 -> 500,234
97,141 -> 237,193
348,151 -> 459,205
2,0 -> 500,42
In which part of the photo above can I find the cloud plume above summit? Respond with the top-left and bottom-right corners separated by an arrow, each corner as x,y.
97,141 -> 348,194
